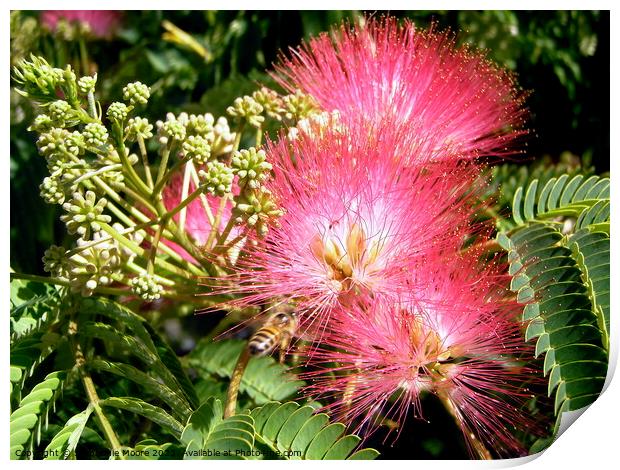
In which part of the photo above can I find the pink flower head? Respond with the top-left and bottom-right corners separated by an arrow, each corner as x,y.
300,252 -> 542,458
162,171 -> 239,264
41,10 -> 122,39
210,116 -> 482,336
275,17 -> 528,161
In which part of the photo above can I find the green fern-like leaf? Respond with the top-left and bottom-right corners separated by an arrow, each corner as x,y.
10,371 -> 67,460
188,339 -> 304,405
499,170 -> 610,451
80,297 -> 199,411
99,397 -> 184,439
89,359 -> 193,421
144,322 -> 200,409
250,401 -> 379,460
125,440 -> 185,460
512,174 -> 609,225
44,405 -> 94,460
80,297 -> 158,353
181,398 -> 254,460
10,279 -> 64,390
498,222 -> 608,441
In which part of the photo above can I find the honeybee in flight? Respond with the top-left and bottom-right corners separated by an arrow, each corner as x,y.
248,307 -> 298,363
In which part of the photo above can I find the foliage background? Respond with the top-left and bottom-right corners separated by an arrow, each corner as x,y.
9,10 -> 610,459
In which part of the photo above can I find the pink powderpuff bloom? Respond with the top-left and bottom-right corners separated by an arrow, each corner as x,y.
209,116 -> 483,336
41,10 -> 122,39
162,171 -> 240,265
274,17 -> 528,162
300,251 -> 543,458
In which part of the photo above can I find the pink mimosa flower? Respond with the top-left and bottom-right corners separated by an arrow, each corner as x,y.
211,117 -> 482,335
41,10 -> 122,39
275,17 -> 527,161
300,252 -> 542,458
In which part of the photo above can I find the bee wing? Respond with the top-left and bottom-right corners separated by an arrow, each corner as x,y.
213,308 -> 264,341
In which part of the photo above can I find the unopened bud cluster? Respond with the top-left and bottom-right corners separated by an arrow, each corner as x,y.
131,273 -> 164,301
14,54 -> 291,299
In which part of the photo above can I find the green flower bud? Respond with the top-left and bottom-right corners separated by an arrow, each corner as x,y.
12,55 -> 65,102
123,81 -> 150,106
227,96 -> 264,128
253,87 -> 285,120
186,113 -> 215,138
125,117 -> 153,141
130,273 -> 164,301
212,117 -> 235,157
233,187 -> 283,237
40,175 -> 66,204
37,128 -> 84,161
83,122 -> 109,147
198,161 -> 233,196
28,113 -> 53,133
283,89 -> 319,121
106,102 -> 129,124
48,99 -> 73,127
68,235 -> 122,296
43,245 -> 70,279
61,66 -> 79,105
60,190 -> 112,240
231,147 -> 272,189
77,74 -> 97,94
160,118 -> 186,142
182,135 -> 212,164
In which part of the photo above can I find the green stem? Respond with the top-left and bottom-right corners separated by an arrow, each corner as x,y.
147,221 -> 167,276
137,135 -> 154,189
155,140 -> 174,190
100,224 -> 195,280
72,164 -> 123,186
78,37 -> 90,76
178,163 -> 192,234
152,157 -> 186,196
126,261 -> 175,287
215,229 -> 247,256
233,124 -> 244,154
165,185 -> 205,221
9,272 -> 129,296
93,176 -> 159,226
69,318 -> 126,459
188,162 -> 215,225
206,195 -> 230,251
66,221 -> 152,256
114,144 -> 152,196
255,126 -> 263,147
86,91 -> 97,119
116,182 -> 158,216
11,272 -> 71,287
214,216 -> 237,252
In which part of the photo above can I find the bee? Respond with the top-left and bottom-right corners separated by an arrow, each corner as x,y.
248,307 -> 298,363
